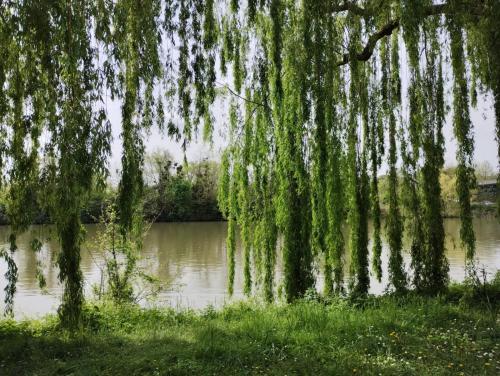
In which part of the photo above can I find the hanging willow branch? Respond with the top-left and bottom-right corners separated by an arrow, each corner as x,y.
0,0 -> 497,318
448,18 -> 476,269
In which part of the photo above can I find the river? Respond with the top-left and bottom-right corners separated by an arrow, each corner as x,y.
1,218 -> 499,318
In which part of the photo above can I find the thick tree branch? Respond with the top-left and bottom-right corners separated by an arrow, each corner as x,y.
225,1 -> 483,104
336,3 -> 450,67
337,19 -> 400,66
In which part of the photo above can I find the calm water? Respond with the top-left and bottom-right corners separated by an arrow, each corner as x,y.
1,219 -> 499,318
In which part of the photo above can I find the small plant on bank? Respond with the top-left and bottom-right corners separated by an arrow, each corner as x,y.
450,269 -> 500,310
90,204 -> 163,305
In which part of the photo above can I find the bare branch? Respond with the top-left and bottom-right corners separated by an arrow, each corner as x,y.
216,82 -> 271,111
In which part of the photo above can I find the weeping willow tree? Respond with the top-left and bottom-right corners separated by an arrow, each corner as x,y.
215,0 -> 497,300
1,1 -> 499,322
0,1 -> 111,325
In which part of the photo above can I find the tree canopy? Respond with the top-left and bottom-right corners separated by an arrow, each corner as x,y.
0,0 -> 499,326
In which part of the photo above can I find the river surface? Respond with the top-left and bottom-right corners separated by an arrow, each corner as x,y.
1,218 -> 499,318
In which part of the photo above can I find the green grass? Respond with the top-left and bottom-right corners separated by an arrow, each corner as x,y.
0,292 -> 498,375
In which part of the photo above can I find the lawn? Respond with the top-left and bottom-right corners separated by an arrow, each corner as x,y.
0,289 -> 498,375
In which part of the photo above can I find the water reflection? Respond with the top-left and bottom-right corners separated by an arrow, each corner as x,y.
0,218 -> 499,318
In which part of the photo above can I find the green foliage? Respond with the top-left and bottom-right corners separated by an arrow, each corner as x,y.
385,33 -> 406,293
369,83 -> 383,283
419,26 -> 448,293
90,203 -> 163,305
0,246 -> 17,316
93,206 -> 133,303
143,153 -> 221,222
213,0 -> 495,302
1,0 -> 499,321
1,289 -> 499,375
448,18 -> 476,267
164,174 -> 193,219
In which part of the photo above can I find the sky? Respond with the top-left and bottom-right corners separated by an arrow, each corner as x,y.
105,61 -> 498,184
102,13 -> 498,182
447,94 -> 496,168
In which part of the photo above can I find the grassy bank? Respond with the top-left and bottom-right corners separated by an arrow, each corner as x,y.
1,288 -> 499,376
